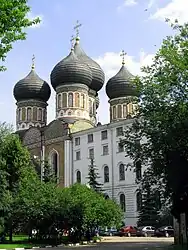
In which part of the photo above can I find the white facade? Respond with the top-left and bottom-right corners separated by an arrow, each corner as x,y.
68,119 -> 141,226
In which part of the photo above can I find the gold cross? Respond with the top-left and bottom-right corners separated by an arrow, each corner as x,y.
70,35 -> 75,48
120,50 -> 127,65
74,20 -> 82,38
32,54 -> 35,69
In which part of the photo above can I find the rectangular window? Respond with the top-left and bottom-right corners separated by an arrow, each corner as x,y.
89,148 -> 94,159
103,145 -> 109,155
88,133 -> 93,143
116,127 -> 123,137
75,137 -> 80,146
101,130 -> 108,140
76,151 -> 81,160
118,143 -> 124,152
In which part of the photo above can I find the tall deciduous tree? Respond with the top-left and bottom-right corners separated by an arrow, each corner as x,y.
0,0 -> 40,71
121,21 -> 188,221
87,158 -> 103,192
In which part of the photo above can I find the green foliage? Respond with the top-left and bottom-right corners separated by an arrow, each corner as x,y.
0,0 -> 40,71
137,182 -> 160,227
121,21 -> 188,219
87,159 -> 103,192
43,160 -> 57,184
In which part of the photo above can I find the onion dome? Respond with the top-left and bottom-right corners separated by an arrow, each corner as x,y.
106,53 -> 137,99
13,58 -> 51,102
50,49 -> 92,90
74,37 -> 105,92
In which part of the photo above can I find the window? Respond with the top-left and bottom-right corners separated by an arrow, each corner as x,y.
118,143 -> 124,152
136,192 -> 142,211
18,108 -> 21,121
51,151 -> 58,178
76,151 -> 81,160
104,194 -> 109,199
119,163 -> 125,181
80,94 -> 85,108
123,105 -> 127,118
88,133 -> 93,143
104,166 -> 109,183
27,108 -> 32,121
57,94 -> 62,108
38,108 -> 42,121
113,106 -> 116,119
103,145 -> 109,155
88,148 -> 94,159
135,160 -> 142,180
101,130 -> 108,140
62,93 -> 67,107
116,127 -> 123,137
75,93 -> 80,107
120,194 -> 126,212
68,93 -> 73,107
76,170 -> 81,183
75,137 -> 80,146
117,105 -> 122,118
89,99 -> 92,115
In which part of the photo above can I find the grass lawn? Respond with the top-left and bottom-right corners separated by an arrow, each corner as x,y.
0,235 -> 45,249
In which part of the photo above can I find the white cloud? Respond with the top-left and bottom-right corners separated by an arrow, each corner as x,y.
151,0 -> 188,24
27,12 -> 44,28
94,50 -> 154,124
117,0 -> 137,12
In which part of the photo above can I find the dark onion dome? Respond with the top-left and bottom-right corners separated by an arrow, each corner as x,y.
106,64 -> 138,100
50,49 -> 92,90
74,37 -> 105,92
13,67 -> 51,102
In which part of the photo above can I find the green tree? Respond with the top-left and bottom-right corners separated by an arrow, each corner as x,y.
121,21 -> 188,221
0,0 -> 40,71
137,182 -> 160,228
87,158 -> 103,192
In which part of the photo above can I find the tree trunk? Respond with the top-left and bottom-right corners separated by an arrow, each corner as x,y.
9,221 -> 13,242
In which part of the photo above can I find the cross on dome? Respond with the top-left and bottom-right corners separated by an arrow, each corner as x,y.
74,20 -> 82,39
120,50 -> 127,66
32,54 -> 35,70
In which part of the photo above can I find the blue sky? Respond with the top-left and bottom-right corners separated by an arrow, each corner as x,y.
0,0 -> 187,128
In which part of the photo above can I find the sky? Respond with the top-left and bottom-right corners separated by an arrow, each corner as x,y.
0,0 -> 188,127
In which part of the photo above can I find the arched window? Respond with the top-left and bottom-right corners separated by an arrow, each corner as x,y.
123,105 -> 127,118
22,107 -> 26,120
62,93 -> 67,107
110,107 -> 112,121
120,193 -> 126,212
51,151 -> 58,178
68,93 -> 73,107
18,108 -> 21,121
136,191 -> 142,211
27,107 -> 32,121
104,166 -> 109,183
75,93 -> 80,107
38,108 -> 42,121
76,170 -> 81,183
80,94 -> 85,108
57,94 -> 62,108
119,163 -> 125,181
89,99 -> 92,115
117,105 -> 122,119
113,106 -> 116,119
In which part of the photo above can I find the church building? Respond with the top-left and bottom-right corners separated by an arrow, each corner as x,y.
12,24 -> 142,226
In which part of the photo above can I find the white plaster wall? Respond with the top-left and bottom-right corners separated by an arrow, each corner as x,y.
72,119 -> 140,226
